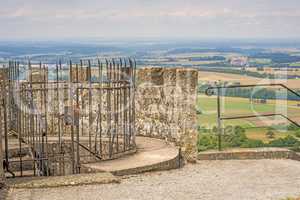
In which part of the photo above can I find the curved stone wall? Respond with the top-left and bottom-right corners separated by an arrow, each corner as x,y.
136,67 -> 198,161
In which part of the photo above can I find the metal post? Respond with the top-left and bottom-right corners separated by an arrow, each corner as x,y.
88,60 -> 92,156
98,60 -> 103,155
217,88 -> 222,151
3,91 -> 9,172
69,60 -> 75,174
75,63 -> 80,173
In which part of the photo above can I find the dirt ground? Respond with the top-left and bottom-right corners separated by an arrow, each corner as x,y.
5,159 -> 300,200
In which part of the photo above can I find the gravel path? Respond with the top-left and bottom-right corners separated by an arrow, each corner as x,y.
6,160 -> 300,200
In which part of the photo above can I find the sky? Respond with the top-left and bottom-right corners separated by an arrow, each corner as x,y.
0,0 -> 300,40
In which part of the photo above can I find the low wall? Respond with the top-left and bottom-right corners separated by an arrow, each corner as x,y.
111,152 -> 182,176
198,148 -> 300,161
136,67 -> 198,161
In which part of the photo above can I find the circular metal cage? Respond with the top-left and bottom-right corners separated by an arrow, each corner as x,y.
1,58 -> 136,176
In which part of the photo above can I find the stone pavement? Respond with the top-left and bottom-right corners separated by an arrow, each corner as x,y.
7,172 -> 119,189
82,136 -> 181,175
6,160 -> 300,200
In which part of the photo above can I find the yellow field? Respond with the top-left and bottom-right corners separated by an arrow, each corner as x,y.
198,71 -> 300,89
246,128 -> 295,143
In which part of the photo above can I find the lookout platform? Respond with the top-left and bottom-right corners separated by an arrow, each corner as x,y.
82,137 -> 181,176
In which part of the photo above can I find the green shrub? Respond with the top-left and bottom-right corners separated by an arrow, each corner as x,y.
212,126 -> 218,133
266,130 -> 275,139
288,124 -> 300,131
224,125 -> 234,134
290,145 -> 300,152
294,131 -> 300,138
241,139 -> 265,148
197,126 -> 300,151
223,126 -> 247,147
234,126 -> 246,134
268,135 -> 299,147
196,108 -> 202,115
197,134 -> 218,151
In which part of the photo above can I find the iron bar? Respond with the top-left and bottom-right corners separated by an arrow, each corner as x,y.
69,60 -> 76,174
75,63 -> 80,173
205,83 -> 300,152
2,58 -> 136,177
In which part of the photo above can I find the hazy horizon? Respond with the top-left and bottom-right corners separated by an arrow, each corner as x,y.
1,0 -> 300,40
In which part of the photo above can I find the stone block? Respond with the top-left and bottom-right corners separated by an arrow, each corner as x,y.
28,68 -> 48,82
138,67 -> 164,86
0,68 -> 8,81
70,67 -> 88,82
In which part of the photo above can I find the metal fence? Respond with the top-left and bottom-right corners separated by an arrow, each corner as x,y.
1,58 -> 136,177
198,84 -> 300,151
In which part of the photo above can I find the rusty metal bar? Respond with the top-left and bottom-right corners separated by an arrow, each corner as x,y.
3,58 -> 136,177
88,60 -> 92,157
69,60 -> 76,174
75,63 -> 80,173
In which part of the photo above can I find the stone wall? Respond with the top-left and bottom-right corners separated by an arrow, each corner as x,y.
0,68 -> 8,81
197,148 -> 300,160
136,67 -> 198,161
0,77 -> 5,186
29,68 -> 48,82
0,122 -> 4,187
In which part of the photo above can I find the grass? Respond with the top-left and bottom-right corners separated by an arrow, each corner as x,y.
198,95 -> 278,127
289,62 -> 300,67
197,94 -> 300,141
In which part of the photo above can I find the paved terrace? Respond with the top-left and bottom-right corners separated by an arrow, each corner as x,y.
5,159 -> 300,200
82,136 -> 180,175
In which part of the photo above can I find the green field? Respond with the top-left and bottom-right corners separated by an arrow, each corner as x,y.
289,62 -> 300,67
197,95 -> 299,126
198,94 -> 300,121
249,58 -> 272,64
197,94 -> 300,148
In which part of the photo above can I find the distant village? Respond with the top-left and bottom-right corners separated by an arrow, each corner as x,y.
229,56 -> 249,67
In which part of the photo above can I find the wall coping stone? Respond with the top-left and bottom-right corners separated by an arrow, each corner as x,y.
198,148 -> 300,161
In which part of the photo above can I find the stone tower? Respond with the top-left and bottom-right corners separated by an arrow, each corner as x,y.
136,67 -> 198,161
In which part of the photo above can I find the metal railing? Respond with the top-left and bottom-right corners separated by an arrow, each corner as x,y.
205,84 -> 300,151
1,58 -> 137,177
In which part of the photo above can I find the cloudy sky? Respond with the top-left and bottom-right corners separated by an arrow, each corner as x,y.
1,0 -> 300,40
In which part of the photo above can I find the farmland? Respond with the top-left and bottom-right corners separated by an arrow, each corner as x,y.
197,95 -> 300,127
198,71 -> 300,89
197,93 -> 300,150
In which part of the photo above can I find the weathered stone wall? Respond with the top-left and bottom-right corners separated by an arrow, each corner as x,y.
136,67 -> 198,161
70,67 -> 104,82
28,68 -> 48,82
0,121 -> 4,187
197,148 -> 300,160
0,68 -> 8,81
0,73 -> 5,186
